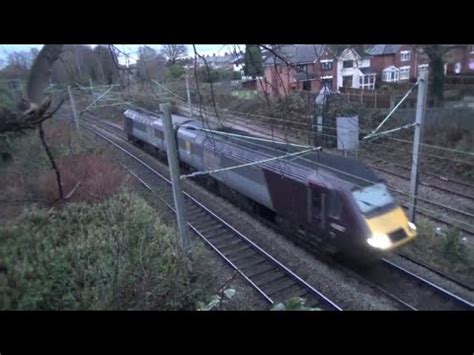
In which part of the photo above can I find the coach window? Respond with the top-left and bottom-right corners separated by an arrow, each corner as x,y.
329,192 -> 342,220
312,190 -> 321,217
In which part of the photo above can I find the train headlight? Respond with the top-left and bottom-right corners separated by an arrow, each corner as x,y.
408,221 -> 417,231
367,233 -> 391,250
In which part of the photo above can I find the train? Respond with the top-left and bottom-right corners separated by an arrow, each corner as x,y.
123,107 -> 417,262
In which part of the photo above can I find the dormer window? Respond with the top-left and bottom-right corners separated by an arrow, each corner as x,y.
401,50 -> 411,62
321,60 -> 333,71
343,60 -> 353,68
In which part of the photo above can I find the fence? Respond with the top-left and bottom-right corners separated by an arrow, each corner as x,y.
444,75 -> 474,85
339,87 -> 417,109
369,106 -> 474,131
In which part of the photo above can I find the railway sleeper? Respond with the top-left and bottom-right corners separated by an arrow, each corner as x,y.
222,244 -> 252,257
205,230 -> 235,242
197,224 -> 228,236
269,280 -> 313,300
226,248 -> 256,263
190,217 -> 219,229
213,237 -> 243,250
233,255 -> 267,270
265,278 -> 297,298
186,208 -> 207,219
244,262 -> 276,278
254,272 -> 288,288
238,257 -> 268,271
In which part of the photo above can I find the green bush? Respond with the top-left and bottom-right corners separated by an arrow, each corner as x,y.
0,192 -> 214,310
271,297 -> 320,311
0,80 -> 16,110
443,228 -> 467,262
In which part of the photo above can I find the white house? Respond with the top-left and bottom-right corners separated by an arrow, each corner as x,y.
336,48 -> 376,90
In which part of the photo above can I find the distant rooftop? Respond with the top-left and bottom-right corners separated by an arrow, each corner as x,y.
263,45 -> 327,65
366,45 -> 402,56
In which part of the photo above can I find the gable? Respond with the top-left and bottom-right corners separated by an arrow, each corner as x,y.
339,48 -> 361,61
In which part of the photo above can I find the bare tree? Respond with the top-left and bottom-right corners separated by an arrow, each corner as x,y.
160,45 -> 188,65
0,45 -> 64,133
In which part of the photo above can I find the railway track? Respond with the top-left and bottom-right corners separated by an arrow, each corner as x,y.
75,114 -> 342,311
367,163 -> 474,202
74,112 -> 473,310
375,258 -> 473,310
360,162 -> 474,236
396,253 -> 474,292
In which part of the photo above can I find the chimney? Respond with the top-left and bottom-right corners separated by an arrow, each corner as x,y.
213,53 -> 216,57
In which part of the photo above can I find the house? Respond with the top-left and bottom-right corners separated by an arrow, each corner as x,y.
336,47 -> 376,90
196,52 -> 242,70
258,45 -> 338,97
466,45 -> 474,74
443,45 -> 474,75
366,44 -> 432,85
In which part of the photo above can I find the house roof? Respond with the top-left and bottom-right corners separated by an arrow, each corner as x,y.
366,45 -> 402,56
198,53 -> 243,66
359,67 -> 377,75
263,45 -> 327,65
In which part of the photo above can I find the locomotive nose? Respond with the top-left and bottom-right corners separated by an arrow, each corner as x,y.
365,207 -> 417,250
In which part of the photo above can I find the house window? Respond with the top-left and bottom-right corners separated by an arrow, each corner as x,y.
401,50 -> 411,62
297,64 -> 308,72
321,79 -> 333,89
303,80 -> 311,91
321,61 -> 333,71
418,64 -> 429,74
455,62 -> 462,74
343,60 -> 353,68
383,67 -> 399,82
359,74 -> 375,90
400,66 -> 410,80
342,76 -> 352,88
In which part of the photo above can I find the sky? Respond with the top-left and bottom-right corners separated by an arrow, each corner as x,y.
0,44 -> 244,68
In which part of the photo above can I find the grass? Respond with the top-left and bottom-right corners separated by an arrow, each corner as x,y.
0,191 -> 219,310
401,218 -> 474,285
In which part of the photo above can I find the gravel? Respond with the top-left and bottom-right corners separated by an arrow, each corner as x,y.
386,253 -> 474,304
82,109 -> 472,310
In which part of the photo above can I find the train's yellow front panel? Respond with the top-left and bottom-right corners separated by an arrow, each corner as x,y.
365,207 -> 417,250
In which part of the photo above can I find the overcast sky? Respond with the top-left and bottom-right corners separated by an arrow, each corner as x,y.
0,44 -> 244,67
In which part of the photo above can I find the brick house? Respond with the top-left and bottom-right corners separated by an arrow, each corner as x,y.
465,45 -> 474,74
257,44 -> 474,97
443,45 -> 474,75
257,45 -> 337,97
366,45 -> 431,85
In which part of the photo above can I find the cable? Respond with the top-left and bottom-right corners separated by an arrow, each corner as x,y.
160,83 -> 474,158
208,128 -> 474,225
181,147 -> 319,179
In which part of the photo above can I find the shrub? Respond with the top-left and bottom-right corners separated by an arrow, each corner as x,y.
0,192 -> 214,310
443,228 -> 467,262
271,297 -> 320,311
39,153 -> 130,203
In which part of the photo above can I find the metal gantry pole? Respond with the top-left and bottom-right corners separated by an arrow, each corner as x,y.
160,103 -> 190,252
89,77 -> 95,107
185,74 -> 193,118
408,70 -> 428,223
67,85 -> 80,133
